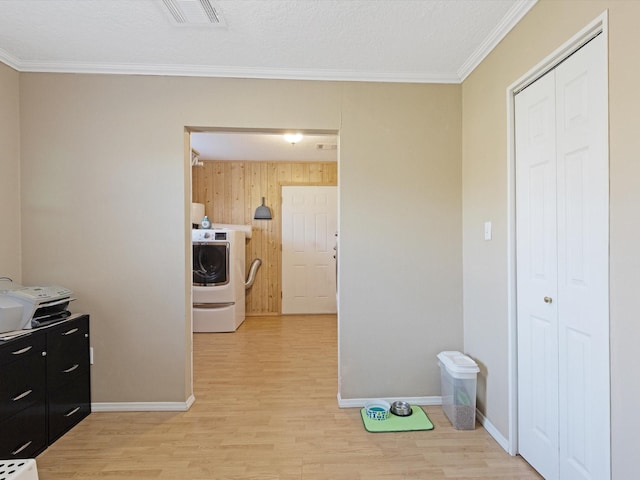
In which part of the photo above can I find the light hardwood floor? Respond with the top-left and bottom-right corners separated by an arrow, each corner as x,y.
36,315 -> 540,479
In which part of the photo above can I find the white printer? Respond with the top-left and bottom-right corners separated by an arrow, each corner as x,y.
0,283 -> 75,333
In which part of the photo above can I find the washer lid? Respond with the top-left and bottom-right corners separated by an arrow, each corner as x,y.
437,351 -> 480,374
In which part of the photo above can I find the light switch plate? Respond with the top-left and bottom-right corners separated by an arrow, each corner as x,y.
484,221 -> 492,240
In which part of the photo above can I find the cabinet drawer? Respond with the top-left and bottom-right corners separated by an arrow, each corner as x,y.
0,403 -> 47,459
48,379 -> 91,444
47,356 -> 89,389
0,334 -> 45,366
47,317 -> 89,388
0,351 -> 46,422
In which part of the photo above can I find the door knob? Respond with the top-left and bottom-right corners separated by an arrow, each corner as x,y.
544,296 -> 553,304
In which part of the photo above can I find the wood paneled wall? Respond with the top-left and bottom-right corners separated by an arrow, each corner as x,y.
192,161 -> 338,315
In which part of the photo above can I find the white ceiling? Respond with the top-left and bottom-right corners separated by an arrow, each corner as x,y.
191,131 -> 338,162
0,0 -> 536,83
0,0 -> 536,161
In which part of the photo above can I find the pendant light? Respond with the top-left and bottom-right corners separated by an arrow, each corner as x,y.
254,197 -> 272,220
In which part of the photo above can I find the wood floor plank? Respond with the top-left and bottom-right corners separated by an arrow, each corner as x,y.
35,315 -> 540,479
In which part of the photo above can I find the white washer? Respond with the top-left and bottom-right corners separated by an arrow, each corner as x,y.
192,229 -> 246,332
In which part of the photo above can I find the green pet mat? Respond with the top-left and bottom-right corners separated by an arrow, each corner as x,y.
360,405 -> 434,433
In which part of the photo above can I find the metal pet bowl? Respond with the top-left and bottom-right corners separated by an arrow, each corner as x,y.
390,401 -> 412,417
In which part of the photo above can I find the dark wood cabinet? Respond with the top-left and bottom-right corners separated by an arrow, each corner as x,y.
45,317 -> 91,444
0,333 -> 47,458
0,314 -> 91,458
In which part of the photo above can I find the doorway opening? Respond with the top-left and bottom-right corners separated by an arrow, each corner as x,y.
187,127 -> 339,318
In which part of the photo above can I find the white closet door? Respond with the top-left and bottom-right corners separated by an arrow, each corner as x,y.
555,34 -> 609,480
516,69 -> 560,480
516,34 -> 609,480
281,186 -> 337,314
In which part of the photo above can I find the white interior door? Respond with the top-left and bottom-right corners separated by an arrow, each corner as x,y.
516,34 -> 610,480
281,186 -> 337,314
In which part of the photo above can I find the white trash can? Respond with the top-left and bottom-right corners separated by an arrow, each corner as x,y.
437,351 -> 480,430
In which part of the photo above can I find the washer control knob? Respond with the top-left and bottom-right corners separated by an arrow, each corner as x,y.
203,232 -> 210,239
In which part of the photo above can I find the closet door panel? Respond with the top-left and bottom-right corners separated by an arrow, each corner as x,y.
555,34 -> 609,480
515,69 -> 559,480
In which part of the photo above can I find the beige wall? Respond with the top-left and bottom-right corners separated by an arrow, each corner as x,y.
17,74 -> 462,405
339,82 -> 462,397
0,63 -> 21,282
462,0 -> 640,476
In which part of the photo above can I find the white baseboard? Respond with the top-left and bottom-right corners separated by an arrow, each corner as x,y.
92,395 -> 196,412
475,409 -> 510,453
337,393 -> 442,408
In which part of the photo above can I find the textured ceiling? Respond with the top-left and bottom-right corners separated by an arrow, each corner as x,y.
0,0 -> 536,83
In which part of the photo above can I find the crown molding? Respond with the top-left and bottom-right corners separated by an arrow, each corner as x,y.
457,0 -> 538,82
8,59 -> 462,84
0,47 -> 21,71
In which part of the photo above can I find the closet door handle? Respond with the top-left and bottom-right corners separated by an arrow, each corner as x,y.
544,296 -> 553,304
62,328 -> 79,336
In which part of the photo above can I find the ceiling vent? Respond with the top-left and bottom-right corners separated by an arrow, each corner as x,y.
161,0 -> 226,26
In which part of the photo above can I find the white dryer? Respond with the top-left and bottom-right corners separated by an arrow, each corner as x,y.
192,229 -> 246,332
